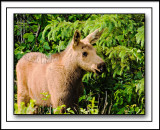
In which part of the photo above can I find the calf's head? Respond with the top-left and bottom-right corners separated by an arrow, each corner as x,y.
71,29 -> 106,75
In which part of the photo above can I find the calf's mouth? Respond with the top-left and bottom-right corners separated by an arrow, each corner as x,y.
95,69 -> 103,75
95,63 -> 106,75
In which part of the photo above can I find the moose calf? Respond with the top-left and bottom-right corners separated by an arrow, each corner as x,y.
16,29 -> 106,113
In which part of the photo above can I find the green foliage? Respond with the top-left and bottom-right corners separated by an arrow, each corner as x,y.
40,92 -> 51,101
52,97 -> 99,114
136,25 -> 144,48
14,14 -> 145,114
52,105 -> 67,114
14,99 -> 36,114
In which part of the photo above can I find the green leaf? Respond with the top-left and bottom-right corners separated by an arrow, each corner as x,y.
116,35 -> 124,41
108,22 -> 114,33
117,107 -> 125,114
79,95 -> 86,102
23,33 -> 31,39
43,42 -> 51,50
28,35 -> 34,42
42,25 -> 52,39
140,109 -> 144,114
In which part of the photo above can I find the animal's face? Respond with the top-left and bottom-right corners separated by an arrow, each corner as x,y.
71,29 -> 106,75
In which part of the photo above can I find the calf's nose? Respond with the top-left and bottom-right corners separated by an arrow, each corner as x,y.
97,62 -> 106,72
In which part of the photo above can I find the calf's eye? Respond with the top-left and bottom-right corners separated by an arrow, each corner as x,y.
82,52 -> 88,57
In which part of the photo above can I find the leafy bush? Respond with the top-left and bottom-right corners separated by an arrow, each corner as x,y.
14,99 -> 36,114
14,14 -> 145,114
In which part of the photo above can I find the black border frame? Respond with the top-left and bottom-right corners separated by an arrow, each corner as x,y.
6,7 -> 152,122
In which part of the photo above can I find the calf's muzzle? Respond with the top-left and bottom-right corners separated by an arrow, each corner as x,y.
96,62 -> 106,75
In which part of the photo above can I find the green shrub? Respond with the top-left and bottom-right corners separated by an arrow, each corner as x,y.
14,14 -> 145,114
14,99 -> 36,114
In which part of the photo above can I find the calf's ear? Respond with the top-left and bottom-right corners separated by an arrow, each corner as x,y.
72,30 -> 81,48
85,28 -> 104,44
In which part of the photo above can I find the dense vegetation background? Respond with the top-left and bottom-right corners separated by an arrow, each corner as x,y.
14,14 -> 145,114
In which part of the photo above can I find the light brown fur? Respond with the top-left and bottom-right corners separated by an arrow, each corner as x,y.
16,29 -> 105,113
